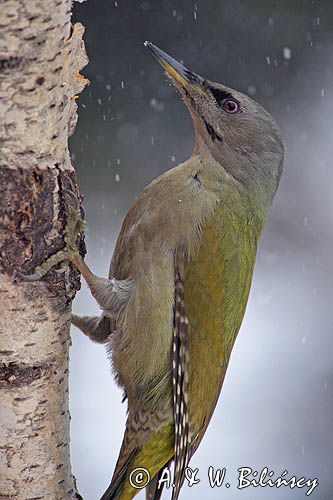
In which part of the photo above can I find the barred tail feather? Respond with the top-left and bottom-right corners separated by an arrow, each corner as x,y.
172,250 -> 191,500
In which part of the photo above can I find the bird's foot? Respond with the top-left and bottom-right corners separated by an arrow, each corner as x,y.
19,189 -> 85,281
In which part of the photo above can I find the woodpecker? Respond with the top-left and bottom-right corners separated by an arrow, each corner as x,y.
24,42 -> 284,499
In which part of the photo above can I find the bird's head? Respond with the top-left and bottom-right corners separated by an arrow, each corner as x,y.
145,42 -> 284,205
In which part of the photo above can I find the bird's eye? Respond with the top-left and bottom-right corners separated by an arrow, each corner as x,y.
222,99 -> 239,114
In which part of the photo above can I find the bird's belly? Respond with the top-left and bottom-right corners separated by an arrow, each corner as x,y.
184,213 -> 257,443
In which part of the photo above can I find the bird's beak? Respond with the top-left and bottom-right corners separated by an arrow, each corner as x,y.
144,41 -> 205,94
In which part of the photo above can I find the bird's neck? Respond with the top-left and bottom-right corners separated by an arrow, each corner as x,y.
192,134 -> 278,217
190,145 -> 270,233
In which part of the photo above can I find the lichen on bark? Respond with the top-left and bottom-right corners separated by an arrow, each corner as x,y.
0,1 -> 88,498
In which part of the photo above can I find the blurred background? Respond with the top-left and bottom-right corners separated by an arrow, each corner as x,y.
70,1 -> 333,499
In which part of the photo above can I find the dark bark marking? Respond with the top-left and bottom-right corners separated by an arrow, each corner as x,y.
0,362 -> 51,388
35,76 -> 45,85
0,56 -> 23,71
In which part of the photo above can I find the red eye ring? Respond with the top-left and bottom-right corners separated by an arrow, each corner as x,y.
222,98 -> 239,114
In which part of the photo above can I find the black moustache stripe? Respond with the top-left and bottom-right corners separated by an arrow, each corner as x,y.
204,119 -> 223,142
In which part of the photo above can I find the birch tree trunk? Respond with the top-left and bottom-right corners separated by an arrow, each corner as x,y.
0,1 -> 88,498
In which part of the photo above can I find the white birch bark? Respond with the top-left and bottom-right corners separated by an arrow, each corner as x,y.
0,1 -> 88,498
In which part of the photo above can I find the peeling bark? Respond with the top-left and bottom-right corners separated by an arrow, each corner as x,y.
0,1 -> 88,498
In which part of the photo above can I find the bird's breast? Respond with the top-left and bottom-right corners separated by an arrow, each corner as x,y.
184,206 -> 258,443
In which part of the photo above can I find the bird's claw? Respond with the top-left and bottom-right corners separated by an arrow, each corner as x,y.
62,188 -> 86,222
18,188 -> 85,282
16,270 -> 43,282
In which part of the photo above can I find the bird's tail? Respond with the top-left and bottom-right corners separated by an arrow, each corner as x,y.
100,416 -> 174,500
145,458 -> 173,500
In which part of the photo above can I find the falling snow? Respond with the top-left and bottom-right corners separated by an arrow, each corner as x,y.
150,97 -> 165,112
283,47 -> 292,60
247,85 -> 256,96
